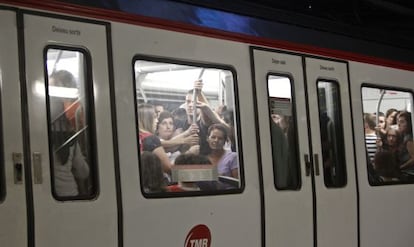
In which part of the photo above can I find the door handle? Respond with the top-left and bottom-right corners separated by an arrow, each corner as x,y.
12,152 -> 23,184
304,154 -> 311,176
32,152 -> 43,184
314,154 -> 320,176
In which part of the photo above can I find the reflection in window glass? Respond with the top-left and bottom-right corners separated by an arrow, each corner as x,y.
46,48 -> 97,200
317,81 -> 347,187
134,59 -> 241,195
362,86 -> 414,185
267,75 -> 300,190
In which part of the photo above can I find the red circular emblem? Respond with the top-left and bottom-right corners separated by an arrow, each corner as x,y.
184,224 -> 211,247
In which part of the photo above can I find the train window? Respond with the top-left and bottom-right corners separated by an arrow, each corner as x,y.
317,80 -> 347,187
267,74 -> 301,190
45,48 -> 97,200
134,58 -> 241,196
361,86 -> 414,185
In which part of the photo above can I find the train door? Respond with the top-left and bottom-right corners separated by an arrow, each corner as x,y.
252,48 -> 313,247
0,8 -> 27,247
112,23 -> 261,246
22,13 -> 118,247
350,61 -> 414,247
251,47 -> 357,247
304,57 -> 357,247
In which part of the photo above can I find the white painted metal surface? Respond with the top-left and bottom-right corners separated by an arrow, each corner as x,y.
350,61 -> 414,247
0,9 -> 27,247
112,22 -> 262,247
23,14 -> 118,247
252,48 -> 314,247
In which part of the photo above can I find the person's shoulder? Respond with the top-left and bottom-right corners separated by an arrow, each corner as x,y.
224,151 -> 238,159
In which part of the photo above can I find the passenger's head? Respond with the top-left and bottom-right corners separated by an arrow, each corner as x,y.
215,105 -> 227,118
48,70 -> 78,122
185,89 -> 201,119
207,124 -> 228,151
140,151 -> 166,193
386,108 -> 398,126
154,103 -> 164,118
374,151 -> 400,179
172,107 -> 187,130
376,112 -> 386,130
173,153 -> 212,190
49,70 -> 77,88
222,109 -> 234,127
138,104 -> 157,133
398,111 -> 412,135
157,111 -> 174,140
174,153 -> 211,165
386,128 -> 402,147
363,113 -> 376,131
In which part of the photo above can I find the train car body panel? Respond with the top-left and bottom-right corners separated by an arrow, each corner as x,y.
0,1 -> 414,247
350,61 -> 414,247
22,13 -> 118,247
112,22 -> 262,247
0,9 -> 27,247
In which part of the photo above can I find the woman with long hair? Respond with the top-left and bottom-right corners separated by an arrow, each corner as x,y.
138,104 -> 172,173
397,111 -> 414,172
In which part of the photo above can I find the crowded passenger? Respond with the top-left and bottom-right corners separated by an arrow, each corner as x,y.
183,80 -> 229,155
369,108 -> 414,182
374,112 -> 387,142
138,103 -> 173,174
222,109 -> 236,152
385,108 -> 398,130
397,111 -> 414,173
364,113 -> 377,163
206,123 -> 239,178
49,71 -> 90,197
167,153 -> 213,192
373,151 -> 401,182
140,151 -> 167,193
156,111 -> 200,162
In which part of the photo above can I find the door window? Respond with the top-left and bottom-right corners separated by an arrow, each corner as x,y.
45,47 -> 98,200
317,80 -> 347,187
267,74 -> 301,190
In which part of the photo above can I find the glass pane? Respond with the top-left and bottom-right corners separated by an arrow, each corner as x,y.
268,75 -> 301,190
317,81 -> 347,187
46,48 -> 97,199
134,59 -> 241,195
362,86 -> 414,185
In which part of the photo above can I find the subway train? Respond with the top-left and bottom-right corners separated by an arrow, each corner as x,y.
1,1 -> 414,247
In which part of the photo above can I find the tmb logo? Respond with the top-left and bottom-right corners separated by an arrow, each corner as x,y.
185,224 -> 211,247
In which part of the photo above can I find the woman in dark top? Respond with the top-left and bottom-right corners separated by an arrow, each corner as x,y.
138,104 -> 172,173
397,111 -> 414,173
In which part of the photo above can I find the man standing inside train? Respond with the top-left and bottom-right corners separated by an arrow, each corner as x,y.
183,80 -> 228,155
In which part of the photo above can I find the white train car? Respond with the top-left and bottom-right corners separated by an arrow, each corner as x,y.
0,1 -> 414,247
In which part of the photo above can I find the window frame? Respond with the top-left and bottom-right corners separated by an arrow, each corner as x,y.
266,72 -> 302,191
44,45 -> 99,201
316,78 -> 347,188
133,54 -> 244,198
361,83 -> 414,186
